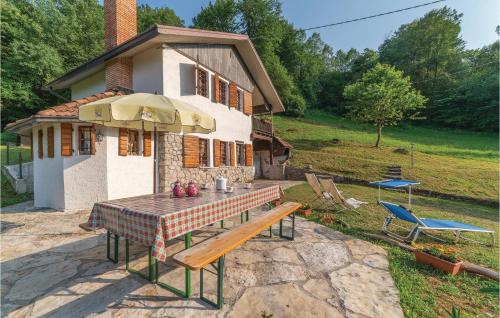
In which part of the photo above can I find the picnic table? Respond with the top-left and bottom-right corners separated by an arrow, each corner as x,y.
86,183 -> 281,297
369,179 -> 419,209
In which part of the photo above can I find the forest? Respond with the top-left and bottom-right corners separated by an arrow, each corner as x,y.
1,0 -> 498,131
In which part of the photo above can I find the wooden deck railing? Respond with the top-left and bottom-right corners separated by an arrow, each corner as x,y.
252,117 -> 272,136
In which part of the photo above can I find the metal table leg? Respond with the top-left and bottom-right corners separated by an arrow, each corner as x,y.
155,232 -> 192,298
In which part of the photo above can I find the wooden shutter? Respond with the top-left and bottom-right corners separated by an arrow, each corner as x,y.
243,91 -> 253,115
37,129 -> 43,159
60,123 -> 73,156
118,128 -> 128,156
143,131 -> 151,157
229,83 -> 238,108
214,74 -> 220,103
91,124 -> 96,155
245,144 -> 253,166
229,142 -> 235,166
47,127 -> 54,158
183,135 -> 199,168
213,139 -> 221,167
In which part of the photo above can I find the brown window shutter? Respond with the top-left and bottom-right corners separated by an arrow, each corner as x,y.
245,144 -> 253,166
91,124 -> 96,155
243,91 -> 253,115
214,74 -> 220,103
38,129 -> 43,159
213,139 -> 221,167
60,123 -> 73,156
229,142 -> 235,166
47,127 -> 54,158
118,128 -> 128,156
229,83 -> 238,108
183,135 -> 199,168
143,131 -> 152,157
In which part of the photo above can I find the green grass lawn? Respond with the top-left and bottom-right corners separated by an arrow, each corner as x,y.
284,182 -> 499,318
274,112 -> 499,201
1,132 -> 33,207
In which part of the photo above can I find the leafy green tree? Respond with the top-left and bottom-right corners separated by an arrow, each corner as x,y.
379,7 -> 464,122
192,0 -> 240,33
138,4 -> 184,32
343,64 -> 427,147
436,41 -> 499,131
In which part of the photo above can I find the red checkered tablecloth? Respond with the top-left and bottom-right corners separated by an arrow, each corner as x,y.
87,184 -> 281,261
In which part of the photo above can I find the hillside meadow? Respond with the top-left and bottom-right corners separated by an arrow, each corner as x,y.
274,112 -> 499,202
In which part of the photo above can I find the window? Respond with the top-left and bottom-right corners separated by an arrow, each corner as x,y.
219,81 -> 228,105
197,68 -> 208,98
237,89 -> 244,111
128,130 -> 140,155
236,143 -> 246,166
79,126 -> 93,155
220,141 -> 228,166
199,138 -> 209,167
211,74 -> 216,102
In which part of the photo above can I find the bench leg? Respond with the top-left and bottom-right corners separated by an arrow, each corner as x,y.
155,232 -> 192,298
220,220 -> 224,229
246,210 -> 249,222
200,255 -> 225,309
106,230 -> 119,263
279,212 -> 296,240
125,239 -> 154,282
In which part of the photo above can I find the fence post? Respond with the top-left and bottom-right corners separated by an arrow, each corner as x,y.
18,151 -> 23,179
410,143 -> 414,169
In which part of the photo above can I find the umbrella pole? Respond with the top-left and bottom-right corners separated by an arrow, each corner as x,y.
153,125 -> 158,194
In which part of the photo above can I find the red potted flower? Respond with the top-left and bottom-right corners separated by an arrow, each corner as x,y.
298,204 -> 313,217
414,244 -> 463,276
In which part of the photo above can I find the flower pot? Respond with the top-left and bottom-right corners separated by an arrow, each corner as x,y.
298,209 -> 312,217
414,251 -> 463,276
320,215 -> 334,225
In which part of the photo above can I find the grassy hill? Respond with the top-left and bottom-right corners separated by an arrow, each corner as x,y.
274,111 -> 499,202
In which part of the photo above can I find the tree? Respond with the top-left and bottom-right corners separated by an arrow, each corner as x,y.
436,41 -> 499,131
379,7 -> 464,122
343,64 -> 427,147
192,0 -> 240,33
138,4 -> 184,32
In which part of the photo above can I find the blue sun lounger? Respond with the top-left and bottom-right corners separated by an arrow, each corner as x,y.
379,201 -> 494,246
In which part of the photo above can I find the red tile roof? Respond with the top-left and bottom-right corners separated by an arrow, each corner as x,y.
37,90 -> 125,117
5,90 -> 125,130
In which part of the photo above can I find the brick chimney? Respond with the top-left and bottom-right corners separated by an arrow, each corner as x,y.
104,0 -> 136,90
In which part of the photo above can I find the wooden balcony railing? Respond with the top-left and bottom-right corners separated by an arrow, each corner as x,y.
252,117 -> 273,136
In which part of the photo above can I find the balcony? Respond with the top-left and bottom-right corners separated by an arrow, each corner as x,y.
252,117 -> 273,137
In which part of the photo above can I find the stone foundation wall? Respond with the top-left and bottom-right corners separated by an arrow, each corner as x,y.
158,133 -> 254,192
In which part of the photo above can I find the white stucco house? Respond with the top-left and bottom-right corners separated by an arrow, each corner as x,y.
5,0 -> 290,211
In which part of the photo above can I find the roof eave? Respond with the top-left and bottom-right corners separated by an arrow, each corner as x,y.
5,116 -> 80,135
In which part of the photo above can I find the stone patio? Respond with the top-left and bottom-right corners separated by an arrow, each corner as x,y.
1,193 -> 404,317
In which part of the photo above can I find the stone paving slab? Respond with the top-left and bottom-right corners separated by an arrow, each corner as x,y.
1,185 -> 404,318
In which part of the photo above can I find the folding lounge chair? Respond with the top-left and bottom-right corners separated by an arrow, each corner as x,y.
319,178 -> 367,214
305,173 -> 337,210
379,201 -> 495,246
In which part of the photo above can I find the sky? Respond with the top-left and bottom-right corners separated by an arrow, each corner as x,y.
137,0 -> 499,52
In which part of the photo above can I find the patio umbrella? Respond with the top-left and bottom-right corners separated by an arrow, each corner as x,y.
79,93 -> 216,133
79,93 -> 216,194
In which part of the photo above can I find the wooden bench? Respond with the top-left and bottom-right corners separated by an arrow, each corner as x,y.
173,201 -> 302,308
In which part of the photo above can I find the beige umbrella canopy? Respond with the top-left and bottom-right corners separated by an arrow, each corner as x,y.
79,93 -> 216,133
